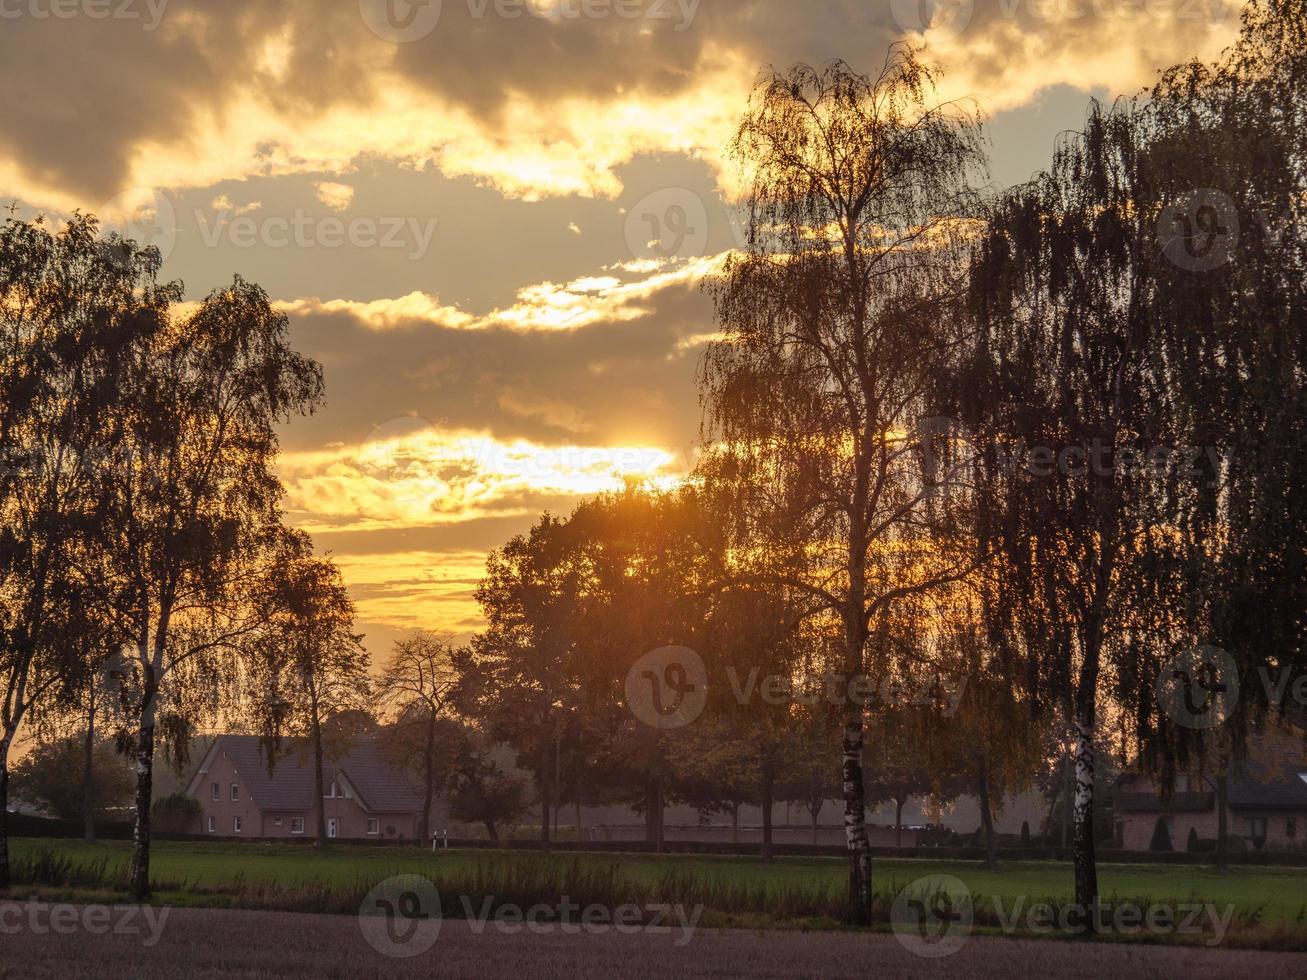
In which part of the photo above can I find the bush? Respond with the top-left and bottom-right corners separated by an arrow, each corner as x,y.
152,793 -> 202,834
1149,817 -> 1173,852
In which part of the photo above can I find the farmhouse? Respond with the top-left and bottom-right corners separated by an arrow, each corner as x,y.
1112,764 -> 1307,853
184,735 -> 428,841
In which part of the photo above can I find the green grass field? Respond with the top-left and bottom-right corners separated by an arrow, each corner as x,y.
8,838 -> 1307,945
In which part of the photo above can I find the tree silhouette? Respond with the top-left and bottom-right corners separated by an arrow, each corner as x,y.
700,49 -> 986,923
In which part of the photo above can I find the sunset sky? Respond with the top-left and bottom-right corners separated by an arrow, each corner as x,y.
0,0 -> 1243,653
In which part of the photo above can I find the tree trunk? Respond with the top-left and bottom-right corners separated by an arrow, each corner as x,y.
841,705 -> 872,926
83,685 -> 97,844
539,748 -> 552,851
1215,770 -> 1229,872
977,757 -> 996,868
485,819 -> 499,843
1061,757 -> 1072,848
128,715 -> 155,901
761,759 -> 775,861
731,802 -> 739,844
419,711 -> 435,845
1043,766 -> 1062,847
895,797 -> 905,850
645,776 -> 664,852
1072,708 -> 1099,928
575,799 -> 582,842
811,798 -> 821,846
0,735 -> 11,889
311,707 -> 327,851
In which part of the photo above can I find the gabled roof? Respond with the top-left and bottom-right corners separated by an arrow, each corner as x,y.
1227,765 -> 1307,810
1114,789 -> 1216,813
187,735 -> 424,814
1112,766 -> 1307,812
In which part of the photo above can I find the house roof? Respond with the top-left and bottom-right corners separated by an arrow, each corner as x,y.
1112,765 -> 1307,813
189,735 -> 424,814
1227,765 -> 1307,811
1114,790 -> 1216,813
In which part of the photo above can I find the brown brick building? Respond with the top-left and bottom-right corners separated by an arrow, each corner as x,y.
183,735 -> 428,841
1113,765 -> 1307,852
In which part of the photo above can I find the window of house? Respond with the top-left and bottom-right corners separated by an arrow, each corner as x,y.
233,816 -> 242,833
274,817 -> 283,827
206,816 -> 215,833
367,818 -> 380,835
1289,818 -> 1297,839
1247,817 -> 1267,842
211,782 -> 219,801
291,817 -> 304,834
231,783 -> 239,801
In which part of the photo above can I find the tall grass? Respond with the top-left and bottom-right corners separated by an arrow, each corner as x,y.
1,847 -> 1282,943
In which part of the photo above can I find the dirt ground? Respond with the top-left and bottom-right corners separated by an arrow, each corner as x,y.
2,903 -> 1304,979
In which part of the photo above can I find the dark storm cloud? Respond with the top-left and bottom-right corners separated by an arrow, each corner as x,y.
0,0 -> 1236,205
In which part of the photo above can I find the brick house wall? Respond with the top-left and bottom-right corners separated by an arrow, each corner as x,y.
192,748 -> 264,838
1115,774 -> 1307,851
185,738 -> 425,841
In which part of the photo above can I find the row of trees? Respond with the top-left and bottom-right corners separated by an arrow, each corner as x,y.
443,0 -> 1305,929
692,0 -> 1307,925
446,482 -> 1051,861
0,215 -> 326,899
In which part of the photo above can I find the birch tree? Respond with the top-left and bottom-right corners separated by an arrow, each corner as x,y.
965,99 -> 1169,919
97,277 -> 322,898
699,50 -> 986,923
0,215 -> 162,886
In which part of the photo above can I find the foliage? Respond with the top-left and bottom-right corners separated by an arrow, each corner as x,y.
699,47 -> 987,923
9,736 -> 135,822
